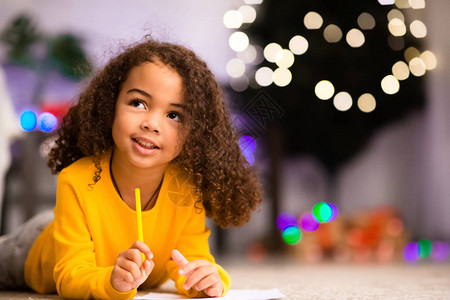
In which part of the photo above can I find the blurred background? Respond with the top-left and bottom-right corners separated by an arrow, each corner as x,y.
1,0 -> 449,265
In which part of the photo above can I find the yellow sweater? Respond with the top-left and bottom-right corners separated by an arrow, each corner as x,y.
24,153 -> 230,299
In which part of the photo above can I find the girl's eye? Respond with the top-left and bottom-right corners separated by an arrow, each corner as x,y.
167,112 -> 181,122
130,99 -> 145,109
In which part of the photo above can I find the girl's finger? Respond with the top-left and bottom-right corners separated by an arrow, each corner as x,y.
118,255 -> 143,281
132,240 -> 154,260
178,259 -> 210,277
183,265 -> 216,290
171,249 -> 189,268
193,274 -> 220,292
203,281 -> 223,297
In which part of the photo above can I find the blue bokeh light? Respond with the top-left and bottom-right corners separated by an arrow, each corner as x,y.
38,112 -> 58,132
20,110 -> 37,131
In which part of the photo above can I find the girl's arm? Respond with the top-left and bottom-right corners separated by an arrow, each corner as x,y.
165,205 -> 231,297
52,171 -> 136,299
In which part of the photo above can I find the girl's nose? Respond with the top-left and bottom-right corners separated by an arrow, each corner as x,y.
141,118 -> 160,133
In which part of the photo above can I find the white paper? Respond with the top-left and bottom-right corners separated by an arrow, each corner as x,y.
134,288 -> 285,300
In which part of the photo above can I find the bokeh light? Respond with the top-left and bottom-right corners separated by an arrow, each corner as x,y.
276,212 -> 298,231
378,0 -> 395,4
300,213 -> 320,232
346,29 -> 365,48
409,57 -> 426,77
410,20 -> 427,38
223,10 -> 243,29
239,135 -> 256,165
226,58 -> 246,78
395,0 -> 411,9
304,11 -> 323,30
273,68 -> 292,87
333,91 -> 353,111
323,24 -> 343,43
392,61 -> 410,80
281,226 -> 302,245
358,13 -> 376,30
431,241 -> 450,261
229,31 -> 249,52
404,242 -> 419,262
388,18 -> 407,36
230,76 -> 249,92
418,239 -> 432,258
420,50 -> 437,70
264,43 -> 282,63
289,35 -> 309,55
37,112 -> 58,132
237,44 -> 258,64
238,5 -> 257,23
312,202 -> 333,223
409,0 -> 425,9
20,110 -> 37,131
404,47 -> 420,62
275,49 -> 295,68
388,9 -> 405,22
255,67 -> 273,86
381,75 -> 400,95
357,93 -> 377,113
328,203 -> 339,222
315,80 -> 335,100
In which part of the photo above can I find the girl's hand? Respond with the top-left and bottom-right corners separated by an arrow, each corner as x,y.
171,249 -> 224,297
111,241 -> 154,292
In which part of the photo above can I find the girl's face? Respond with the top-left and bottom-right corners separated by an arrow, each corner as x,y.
112,61 -> 185,171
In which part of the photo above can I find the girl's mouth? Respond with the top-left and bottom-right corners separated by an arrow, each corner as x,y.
133,138 -> 159,150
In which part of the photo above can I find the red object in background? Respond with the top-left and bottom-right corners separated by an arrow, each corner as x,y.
40,101 -> 72,123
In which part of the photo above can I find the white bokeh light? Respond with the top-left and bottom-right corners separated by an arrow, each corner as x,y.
333,92 -> 353,111
410,20 -> 427,38
273,68 -> 292,87
392,61 -> 410,80
304,11 -> 323,29
346,29 -> 365,48
420,50 -> 437,70
315,80 -> 335,100
255,67 -> 273,86
381,75 -> 400,95
289,35 -> 309,55
226,58 -> 246,78
223,10 -> 243,29
229,32 -> 249,52
409,57 -> 427,77
264,43 -> 282,63
275,49 -> 295,68
238,5 -> 257,23
388,18 -> 407,36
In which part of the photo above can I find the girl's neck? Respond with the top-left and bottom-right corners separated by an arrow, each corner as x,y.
110,151 -> 167,211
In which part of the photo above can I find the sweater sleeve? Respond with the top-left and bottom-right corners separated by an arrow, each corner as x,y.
52,171 -> 136,300
166,205 -> 231,297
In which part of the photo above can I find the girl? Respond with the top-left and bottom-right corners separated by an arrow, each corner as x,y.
0,39 -> 262,299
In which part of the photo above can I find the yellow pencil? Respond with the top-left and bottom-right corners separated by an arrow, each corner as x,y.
135,188 -> 146,262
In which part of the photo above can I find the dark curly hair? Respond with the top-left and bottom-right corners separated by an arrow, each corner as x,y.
48,38 -> 262,228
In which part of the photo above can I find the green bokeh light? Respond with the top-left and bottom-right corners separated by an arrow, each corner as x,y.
312,202 -> 333,222
418,239 -> 432,258
281,226 -> 302,245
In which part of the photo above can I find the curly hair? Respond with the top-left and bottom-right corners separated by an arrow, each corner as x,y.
48,38 -> 262,228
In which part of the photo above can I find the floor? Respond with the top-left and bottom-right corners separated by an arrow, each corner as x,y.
0,260 -> 449,299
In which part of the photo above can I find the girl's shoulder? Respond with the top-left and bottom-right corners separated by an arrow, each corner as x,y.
59,155 -> 102,182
